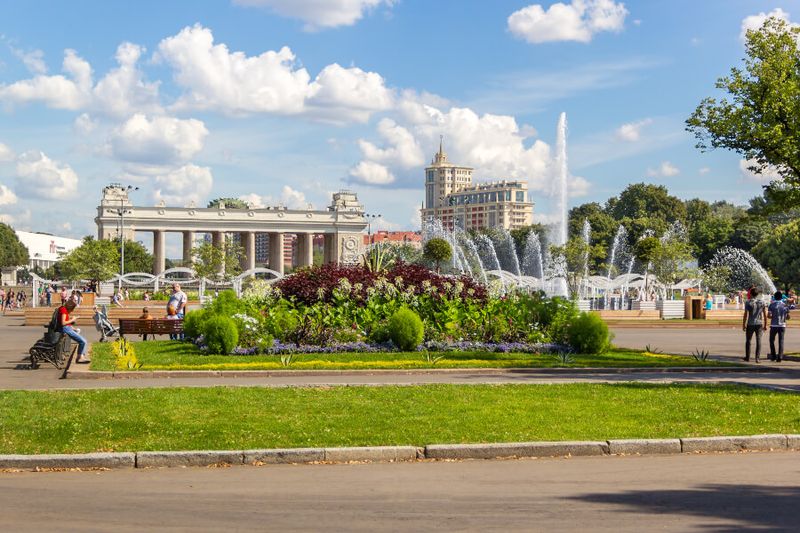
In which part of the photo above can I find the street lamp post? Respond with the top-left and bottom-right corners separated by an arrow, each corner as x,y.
365,213 -> 381,245
106,185 -> 138,290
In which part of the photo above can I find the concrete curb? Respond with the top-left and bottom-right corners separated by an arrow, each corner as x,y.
66,365 -> 774,380
2,435 -> 798,471
0,452 -> 135,470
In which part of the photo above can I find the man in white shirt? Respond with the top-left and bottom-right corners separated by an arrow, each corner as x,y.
167,283 -> 188,318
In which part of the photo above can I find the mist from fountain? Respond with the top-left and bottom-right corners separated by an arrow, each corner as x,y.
495,228 -> 522,276
708,247 -> 776,295
521,231 -> 544,281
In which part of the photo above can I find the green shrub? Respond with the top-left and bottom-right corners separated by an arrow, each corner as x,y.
388,308 -> 424,351
368,322 -> 391,344
567,312 -> 613,354
209,290 -> 245,316
546,297 -> 580,344
203,316 -> 239,354
182,309 -> 208,340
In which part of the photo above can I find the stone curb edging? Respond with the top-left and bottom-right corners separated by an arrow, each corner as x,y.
2,436 -> 799,471
65,365 -> 775,380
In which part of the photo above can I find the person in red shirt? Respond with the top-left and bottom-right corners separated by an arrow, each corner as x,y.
59,300 -> 90,363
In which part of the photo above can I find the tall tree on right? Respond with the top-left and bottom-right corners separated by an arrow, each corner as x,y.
687,17 -> 800,211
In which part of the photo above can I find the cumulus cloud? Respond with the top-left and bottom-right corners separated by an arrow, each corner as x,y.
156,24 -> 392,122
739,158 -> 783,183
699,166 -> 711,175
152,164 -> 213,206
0,42 -> 160,118
108,113 -> 208,164
646,161 -> 679,178
349,160 -> 396,185
239,185 -> 309,209
73,113 -> 98,135
0,183 -> 17,205
233,0 -> 393,30
508,0 -> 628,44
0,142 -> 15,162
615,118 -> 652,142
12,48 -> 47,74
740,8 -> 795,42
15,150 -> 79,199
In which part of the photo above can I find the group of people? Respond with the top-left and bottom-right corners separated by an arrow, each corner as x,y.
0,287 -> 27,313
54,283 -> 189,363
742,288 -> 795,363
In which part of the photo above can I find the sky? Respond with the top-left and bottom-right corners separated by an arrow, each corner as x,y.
0,0 -> 796,250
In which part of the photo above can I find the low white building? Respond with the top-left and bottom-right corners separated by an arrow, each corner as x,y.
15,231 -> 82,269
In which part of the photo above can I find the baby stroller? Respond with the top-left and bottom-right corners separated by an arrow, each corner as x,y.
93,305 -> 119,342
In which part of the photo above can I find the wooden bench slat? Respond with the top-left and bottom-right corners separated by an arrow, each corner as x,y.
119,319 -> 184,336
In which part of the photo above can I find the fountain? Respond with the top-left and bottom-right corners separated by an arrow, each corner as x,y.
708,247 -> 776,295
521,231 -> 545,281
548,112 -> 570,297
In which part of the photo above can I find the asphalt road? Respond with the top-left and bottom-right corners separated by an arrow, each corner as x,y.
2,452 -> 799,532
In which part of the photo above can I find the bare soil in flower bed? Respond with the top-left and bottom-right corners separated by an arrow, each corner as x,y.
90,341 -> 738,372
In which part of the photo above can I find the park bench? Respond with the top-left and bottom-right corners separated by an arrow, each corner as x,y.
118,319 -> 184,339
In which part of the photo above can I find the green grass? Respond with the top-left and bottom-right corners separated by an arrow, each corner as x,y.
89,341 -> 735,371
0,383 -> 797,454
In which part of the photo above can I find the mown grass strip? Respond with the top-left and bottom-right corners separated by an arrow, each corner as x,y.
0,383 -> 796,454
89,341 -> 735,371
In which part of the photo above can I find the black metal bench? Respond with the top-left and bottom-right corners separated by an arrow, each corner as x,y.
118,319 -> 184,339
29,333 -> 76,369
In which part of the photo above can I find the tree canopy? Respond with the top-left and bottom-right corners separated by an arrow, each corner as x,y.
0,223 -> 29,269
59,237 -> 120,282
752,219 -> 800,290
208,197 -> 249,209
687,16 -> 800,210
118,239 -> 153,273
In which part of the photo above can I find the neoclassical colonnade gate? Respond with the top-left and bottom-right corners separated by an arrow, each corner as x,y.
95,185 -> 367,275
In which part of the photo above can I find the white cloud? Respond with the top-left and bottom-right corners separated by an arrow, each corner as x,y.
156,24 -> 391,122
108,113 -> 208,164
508,0 -> 628,44
615,118 -> 652,142
349,160 -> 396,185
0,42 -> 160,117
152,164 -> 213,206
233,0 -> 393,30
356,118 -> 424,168
12,48 -> 46,74
15,150 -> 79,199
239,185 -> 309,209
0,183 -> 17,205
739,158 -> 782,183
73,113 -> 98,135
0,142 -> 15,162
646,161 -> 679,178
740,8 -> 794,42
699,166 -> 711,175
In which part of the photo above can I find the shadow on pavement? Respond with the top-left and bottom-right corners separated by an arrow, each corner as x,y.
570,483 -> 800,532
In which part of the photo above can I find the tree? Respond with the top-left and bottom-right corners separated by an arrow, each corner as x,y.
59,237 -> 120,283
423,238 -> 452,273
510,224 -> 547,256
607,183 -> 686,224
687,17 -> 800,210
688,217 -> 734,265
752,219 -> 800,290
208,197 -> 249,209
649,239 -> 696,291
551,237 -> 591,296
118,239 -> 154,273
0,223 -> 29,268
191,237 -> 243,281
729,217 -> 771,251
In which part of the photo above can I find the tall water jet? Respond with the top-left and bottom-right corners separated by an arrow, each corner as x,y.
521,231 -> 544,281
708,247 -> 776,295
606,225 -> 628,307
580,219 -> 591,298
497,228 -> 522,277
549,112 -> 569,297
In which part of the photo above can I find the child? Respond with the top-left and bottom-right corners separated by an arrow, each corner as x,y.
166,304 -> 179,340
139,307 -> 153,340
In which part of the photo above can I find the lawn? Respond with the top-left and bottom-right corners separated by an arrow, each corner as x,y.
89,340 -> 735,371
0,383 -> 797,454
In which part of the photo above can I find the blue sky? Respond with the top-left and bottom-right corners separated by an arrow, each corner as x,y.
0,0 -> 796,249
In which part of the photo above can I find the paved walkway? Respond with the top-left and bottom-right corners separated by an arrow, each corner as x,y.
2,316 -> 800,391
2,451 -> 798,531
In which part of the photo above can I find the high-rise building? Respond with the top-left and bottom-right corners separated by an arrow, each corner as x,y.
420,139 -> 534,231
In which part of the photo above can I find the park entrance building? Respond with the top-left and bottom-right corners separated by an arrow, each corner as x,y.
95,185 -> 367,275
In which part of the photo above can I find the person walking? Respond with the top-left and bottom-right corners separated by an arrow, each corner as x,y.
46,285 -> 53,307
58,300 -> 90,364
743,288 -> 768,362
0,287 -> 5,313
768,291 -> 790,362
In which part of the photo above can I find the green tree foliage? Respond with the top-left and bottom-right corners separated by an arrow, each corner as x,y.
118,239 -> 154,273
191,237 -> 244,281
607,183 -> 687,225
649,239 -> 695,289
207,197 -> 249,209
752,219 -> 800,290
59,237 -> 120,282
687,17 -> 800,210
510,223 -> 547,255
0,223 -> 29,268
729,217 -> 771,250
423,238 -> 452,273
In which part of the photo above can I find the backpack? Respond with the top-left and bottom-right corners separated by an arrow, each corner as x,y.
44,308 -> 64,344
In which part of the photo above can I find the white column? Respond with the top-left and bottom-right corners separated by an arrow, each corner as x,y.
153,230 -> 166,275
269,232 -> 284,275
297,233 -> 314,267
212,231 -> 225,275
241,232 -> 256,272
182,231 -> 195,265
323,234 -> 336,264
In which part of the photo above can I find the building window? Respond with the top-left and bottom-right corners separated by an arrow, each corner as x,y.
516,191 -> 525,202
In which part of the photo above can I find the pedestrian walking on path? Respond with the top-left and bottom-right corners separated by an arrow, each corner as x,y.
768,291 -> 790,362
743,288 -> 768,362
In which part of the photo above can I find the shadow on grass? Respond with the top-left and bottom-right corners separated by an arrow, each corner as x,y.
570,484 -> 800,532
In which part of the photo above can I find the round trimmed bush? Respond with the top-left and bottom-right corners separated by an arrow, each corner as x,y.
203,315 -> 239,354
567,312 -> 612,354
388,308 -> 424,351
182,309 -> 208,340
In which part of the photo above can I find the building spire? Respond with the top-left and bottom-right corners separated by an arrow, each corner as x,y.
433,135 -> 447,164
439,135 -> 444,157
